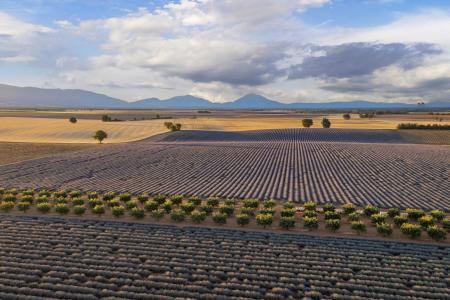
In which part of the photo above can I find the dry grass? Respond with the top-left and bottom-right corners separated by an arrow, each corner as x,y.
0,113 -> 449,143
0,142 -> 95,165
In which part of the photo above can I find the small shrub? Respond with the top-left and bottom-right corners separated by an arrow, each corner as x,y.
191,210 -> 207,223
152,208 -> 165,221
171,195 -> 183,205
364,204 -> 380,216
400,223 -> 421,238
321,118 -> 331,128
72,197 -> 84,206
137,193 -> 149,203
280,216 -> 296,230
348,212 -> 361,221
55,204 -> 69,214
0,201 -> 14,212
304,201 -> 317,211
351,221 -> 366,234
22,189 -> 35,196
240,206 -> 256,216
212,212 -> 227,224
343,113 -> 351,120
303,210 -> 317,218
3,194 -> 16,202
224,199 -> 236,206
303,216 -> 318,230
37,202 -> 51,213
324,211 -> 341,220
264,199 -> 276,208
161,200 -> 173,213
323,203 -> 335,212
342,203 -> 356,214
181,202 -> 196,214
387,208 -> 400,218
259,208 -> 275,216
376,222 -> 393,236
73,205 -> 86,215
6,188 -> 18,195
199,204 -> 213,215
283,201 -> 295,209
418,215 -> 434,228
130,207 -> 145,219
206,197 -> 219,207
280,208 -> 296,218
370,213 -> 387,224
443,218 -> 450,231
17,201 -> 30,212
20,195 -> 33,204
92,205 -> 105,215
125,200 -> 139,210
430,209 -> 446,221
54,197 -> 68,204
154,195 -> 166,205
102,192 -> 115,201
219,204 -> 234,216
107,199 -> 121,207
118,193 -> 131,202
188,196 -> 202,206
88,198 -> 102,208
427,225 -> 447,241
111,206 -> 125,217
394,215 -> 408,226
302,119 -> 313,128
144,200 -> 159,211
256,213 -> 273,228
171,209 -> 186,222
36,195 -> 48,203
325,219 -> 340,232
236,214 -> 250,226
406,208 -> 425,220
69,191 -> 81,198
87,192 -> 98,199
243,198 -> 259,209
54,189 -> 67,198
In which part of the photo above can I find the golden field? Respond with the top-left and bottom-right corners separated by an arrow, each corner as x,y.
0,112 -> 448,143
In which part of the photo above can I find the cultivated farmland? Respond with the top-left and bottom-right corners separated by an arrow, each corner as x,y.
0,215 -> 448,299
0,129 -> 448,209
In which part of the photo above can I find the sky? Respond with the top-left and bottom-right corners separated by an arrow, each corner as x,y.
1,0 -> 450,103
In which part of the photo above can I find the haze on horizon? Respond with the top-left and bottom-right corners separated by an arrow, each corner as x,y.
1,0 -> 450,104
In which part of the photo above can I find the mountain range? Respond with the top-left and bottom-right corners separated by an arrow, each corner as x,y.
0,84 -> 449,109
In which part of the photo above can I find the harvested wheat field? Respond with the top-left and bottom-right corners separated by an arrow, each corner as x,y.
0,215 -> 448,299
1,129 -> 448,209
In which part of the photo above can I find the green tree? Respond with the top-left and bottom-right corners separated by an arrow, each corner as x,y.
321,118 -> 331,128
93,130 -> 108,144
69,117 -> 77,123
302,119 -> 313,128
343,113 -> 351,120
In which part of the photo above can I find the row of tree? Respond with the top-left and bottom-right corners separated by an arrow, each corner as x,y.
301,118 -> 331,128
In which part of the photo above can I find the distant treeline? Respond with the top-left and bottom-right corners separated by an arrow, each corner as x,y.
397,123 -> 450,130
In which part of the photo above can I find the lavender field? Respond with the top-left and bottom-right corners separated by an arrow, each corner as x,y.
0,129 -> 448,209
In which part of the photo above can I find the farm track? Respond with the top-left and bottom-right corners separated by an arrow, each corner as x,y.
0,129 -> 449,209
0,215 -> 448,299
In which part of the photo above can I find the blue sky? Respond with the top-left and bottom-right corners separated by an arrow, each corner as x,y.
1,0 -> 450,102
